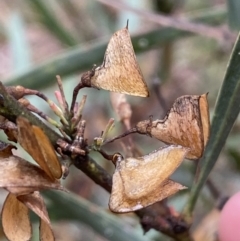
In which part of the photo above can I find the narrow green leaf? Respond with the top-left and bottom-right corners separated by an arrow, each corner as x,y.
227,0 -> 240,30
5,7 -> 226,89
44,190 -> 152,241
28,0 -> 78,46
8,12 -> 32,74
184,32 -> 240,216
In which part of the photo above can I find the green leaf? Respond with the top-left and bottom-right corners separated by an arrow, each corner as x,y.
184,32 -> 240,216
7,11 -> 32,74
44,190 -> 152,241
5,7 -> 226,89
227,0 -> 240,30
28,0 -> 78,46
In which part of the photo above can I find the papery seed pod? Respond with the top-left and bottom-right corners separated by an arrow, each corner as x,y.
109,145 -> 188,213
90,24 -> 149,97
106,94 -> 210,160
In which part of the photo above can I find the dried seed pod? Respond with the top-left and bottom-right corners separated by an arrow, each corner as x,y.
71,23 -> 149,112
135,94 -> 210,159
90,25 -> 149,97
109,145 -> 188,213
106,94 -> 210,160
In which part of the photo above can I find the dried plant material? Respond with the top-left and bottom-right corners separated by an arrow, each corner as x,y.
109,145 -> 188,213
0,141 -> 15,158
57,138 -> 85,156
101,118 -> 115,141
71,95 -> 87,128
193,209 -> 220,241
70,24 -> 149,112
106,94 -> 210,160
40,219 -> 55,241
17,117 -> 62,180
90,25 -> 149,97
73,94 -> 86,116
110,178 -> 186,213
199,95 -> 210,147
56,75 -> 69,117
6,85 -> 62,133
18,98 -> 59,127
2,193 -> 32,241
0,119 -> 18,142
6,85 -> 49,103
136,94 -> 210,159
31,126 -> 62,178
93,118 -> 115,150
5,86 -> 30,100
17,97 -> 30,107
56,119 -> 87,157
18,191 -> 50,224
18,192 -> 55,241
110,92 -> 132,128
71,120 -> 86,152
0,155 -> 64,195
110,92 -> 139,156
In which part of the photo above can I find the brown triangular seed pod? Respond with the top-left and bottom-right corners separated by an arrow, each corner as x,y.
106,94 -> 210,160
109,145 -> 188,213
70,23 -> 149,112
135,94 -> 210,159
90,24 -> 149,97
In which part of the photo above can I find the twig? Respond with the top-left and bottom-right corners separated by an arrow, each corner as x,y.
0,82 -> 192,239
0,82 -> 111,190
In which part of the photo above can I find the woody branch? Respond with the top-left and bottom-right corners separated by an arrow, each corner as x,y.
0,82 -> 192,240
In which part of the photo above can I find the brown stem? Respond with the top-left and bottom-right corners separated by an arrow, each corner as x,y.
70,68 -> 96,113
104,127 -> 137,144
0,81 -> 192,239
70,82 -> 85,114
98,149 -> 115,161
0,83 -> 59,145
0,81 -> 111,189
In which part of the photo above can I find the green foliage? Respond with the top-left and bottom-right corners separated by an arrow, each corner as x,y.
184,32 -> 240,216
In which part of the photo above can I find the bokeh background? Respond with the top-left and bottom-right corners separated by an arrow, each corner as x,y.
0,0 -> 239,240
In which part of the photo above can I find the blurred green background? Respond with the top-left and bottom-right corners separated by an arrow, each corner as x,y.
0,0 -> 239,240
